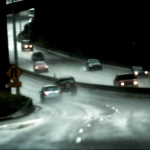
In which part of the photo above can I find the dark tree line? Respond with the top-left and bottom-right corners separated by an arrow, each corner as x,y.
30,1 -> 149,67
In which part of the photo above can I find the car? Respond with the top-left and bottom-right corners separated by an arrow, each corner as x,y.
34,61 -> 48,72
21,40 -> 33,51
113,73 -> 138,87
54,76 -> 77,95
39,84 -> 62,102
86,59 -> 102,71
32,52 -> 44,61
131,66 -> 149,77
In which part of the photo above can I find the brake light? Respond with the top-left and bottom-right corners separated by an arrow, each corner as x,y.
74,84 -> 77,87
43,92 -> 46,96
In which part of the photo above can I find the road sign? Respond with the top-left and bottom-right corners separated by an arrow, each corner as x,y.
7,82 -> 22,88
6,64 -> 23,81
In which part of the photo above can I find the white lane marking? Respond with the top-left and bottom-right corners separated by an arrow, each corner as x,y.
79,129 -> 84,133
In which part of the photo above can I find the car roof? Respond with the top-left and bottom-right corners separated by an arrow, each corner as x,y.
43,84 -> 58,88
22,40 -> 30,42
117,73 -> 134,76
57,76 -> 75,79
33,52 -> 42,55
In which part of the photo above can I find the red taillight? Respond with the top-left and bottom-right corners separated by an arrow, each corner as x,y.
58,86 -> 61,88
74,84 -> 77,87
43,92 -> 46,96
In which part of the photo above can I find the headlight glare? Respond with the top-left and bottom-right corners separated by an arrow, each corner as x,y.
134,72 -> 138,75
121,82 -> 124,86
134,81 -> 138,85
145,71 -> 148,74
24,45 -> 28,48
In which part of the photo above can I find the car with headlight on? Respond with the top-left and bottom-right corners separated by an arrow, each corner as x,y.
40,84 -> 62,102
113,73 -> 138,87
86,59 -> 102,71
32,52 -> 44,61
21,40 -> 33,51
34,61 -> 48,72
131,66 -> 148,78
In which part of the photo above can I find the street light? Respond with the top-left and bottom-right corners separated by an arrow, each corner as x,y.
28,18 -> 32,40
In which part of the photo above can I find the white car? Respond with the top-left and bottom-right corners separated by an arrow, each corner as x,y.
40,84 -> 62,102
86,59 -> 102,71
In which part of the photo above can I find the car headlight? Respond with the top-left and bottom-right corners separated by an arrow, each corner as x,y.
121,82 -> 124,86
134,72 -> 138,75
144,71 -> 148,74
45,66 -> 48,68
89,65 -> 93,67
29,45 -> 33,48
24,45 -> 28,48
35,66 -> 38,69
133,81 -> 138,85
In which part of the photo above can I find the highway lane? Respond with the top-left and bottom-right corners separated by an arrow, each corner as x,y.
1,75 -> 150,149
7,19 -> 150,87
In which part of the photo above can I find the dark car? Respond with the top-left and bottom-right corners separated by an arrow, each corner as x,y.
54,77 -> 77,95
131,66 -> 149,78
33,61 -> 48,72
86,59 -> 102,71
32,52 -> 44,61
113,73 -> 138,87
21,40 -> 33,51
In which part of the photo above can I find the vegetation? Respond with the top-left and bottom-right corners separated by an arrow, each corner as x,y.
0,91 -> 29,118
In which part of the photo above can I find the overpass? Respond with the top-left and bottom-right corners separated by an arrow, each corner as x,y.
6,0 -> 35,15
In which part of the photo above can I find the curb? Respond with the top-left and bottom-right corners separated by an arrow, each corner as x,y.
0,98 -> 35,121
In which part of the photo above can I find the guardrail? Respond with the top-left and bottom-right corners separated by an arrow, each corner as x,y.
22,69 -> 150,98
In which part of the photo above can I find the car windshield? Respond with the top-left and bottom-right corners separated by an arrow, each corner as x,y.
23,40 -> 31,44
133,66 -> 143,71
36,61 -> 46,65
89,59 -> 99,63
59,78 -> 75,84
44,86 -> 59,91
118,74 -> 137,80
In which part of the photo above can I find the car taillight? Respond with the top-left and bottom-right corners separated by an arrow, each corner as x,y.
58,86 -> 61,88
74,84 -> 77,87
43,92 -> 46,96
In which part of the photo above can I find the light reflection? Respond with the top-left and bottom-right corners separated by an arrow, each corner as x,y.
100,118 -> 103,121
112,107 -> 115,109
106,105 -> 109,107
87,124 -> 91,127
76,137 -> 82,143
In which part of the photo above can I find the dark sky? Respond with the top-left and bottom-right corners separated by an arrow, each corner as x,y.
34,1 -> 149,65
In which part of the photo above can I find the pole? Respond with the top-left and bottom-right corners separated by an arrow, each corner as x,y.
19,12 -> 22,36
12,0 -> 20,95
